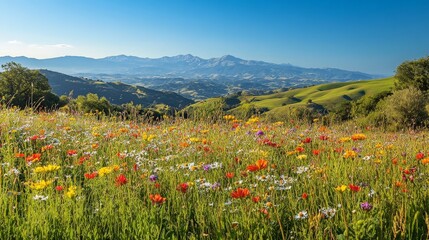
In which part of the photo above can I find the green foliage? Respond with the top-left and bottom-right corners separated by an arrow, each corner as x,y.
367,88 -> 428,129
351,91 -> 392,118
395,56 -> 429,92
0,62 -> 59,109
75,93 -> 113,115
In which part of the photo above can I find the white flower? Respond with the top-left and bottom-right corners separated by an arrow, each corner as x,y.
294,210 -> 308,220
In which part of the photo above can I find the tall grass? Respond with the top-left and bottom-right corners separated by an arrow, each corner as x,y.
0,108 -> 428,239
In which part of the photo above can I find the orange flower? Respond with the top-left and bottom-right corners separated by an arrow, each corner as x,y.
247,159 -> 268,172
149,194 -> 166,205
26,153 -> 41,162
252,196 -> 260,203
15,153 -> 25,158
225,172 -> 235,179
67,150 -> 77,156
231,188 -> 250,199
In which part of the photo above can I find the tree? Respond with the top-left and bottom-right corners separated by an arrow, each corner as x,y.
395,56 -> 429,91
0,62 -> 58,109
380,87 -> 428,129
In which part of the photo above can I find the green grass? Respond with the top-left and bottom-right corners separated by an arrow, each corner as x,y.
186,77 -> 395,117
1,107 -> 429,239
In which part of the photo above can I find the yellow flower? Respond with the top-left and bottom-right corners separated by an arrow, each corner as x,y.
351,133 -> 366,141
223,115 -> 235,120
189,137 -> 200,143
98,166 -> 116,176
28,180 -> 53,190
33,164 -> 61,173
246,116 -> 259,124
65,186 -> 77,198
343,150 -> 357,159
297,154 -> 308,160
335,185 -> 347,192
340,137 -> 351,143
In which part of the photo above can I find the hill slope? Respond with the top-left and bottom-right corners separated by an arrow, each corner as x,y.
39,70 -> 193,109
186,77 -> 395,117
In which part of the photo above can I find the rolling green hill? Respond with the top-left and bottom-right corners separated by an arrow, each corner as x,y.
185,77 -> 395,118
39,70 -> 193,109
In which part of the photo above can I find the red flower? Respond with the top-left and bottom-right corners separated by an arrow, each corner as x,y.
15,153 -> 25,158
301,192 -> 308,199
252,196 -> 260,203
176,183 -> 189,193
302,137 -> 312,144
225,172 -> 235,179
115,174 -> 127,186
231,188 -> 250,199
67,150 -> 77,156
416,152 -> 425,160
26,153 -> 41,162
84,172 -> 98,179
349,184 -> 361,192
247,159 -> 268,172
312,149 -> 321,156
319,135 -> 329,140
55,185 -> 64,191
154,182 -> 161,189
296,146 -> 305,153
149,194 -> 166,205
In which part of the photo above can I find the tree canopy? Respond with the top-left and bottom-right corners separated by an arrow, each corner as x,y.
395,56 -> 429,92
0,62 -> 59,109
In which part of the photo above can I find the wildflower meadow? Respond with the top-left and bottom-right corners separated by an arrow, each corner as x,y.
1,108 -> 429,239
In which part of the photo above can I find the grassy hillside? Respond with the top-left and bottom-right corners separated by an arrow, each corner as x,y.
185,77 -> 395,118
40,70 -> 193,109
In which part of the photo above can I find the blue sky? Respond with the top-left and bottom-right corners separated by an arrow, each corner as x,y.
0,0 -> 428,74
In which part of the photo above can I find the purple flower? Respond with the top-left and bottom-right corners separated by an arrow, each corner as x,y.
255,130 -> 264,137
203,164 -> 211,171
360,202 -> 373,211
149,174 -> 158,182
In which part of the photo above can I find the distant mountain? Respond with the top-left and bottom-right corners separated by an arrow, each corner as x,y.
0,54 -> 378,100
0,54 -> 375,81
39,70 -> 193,109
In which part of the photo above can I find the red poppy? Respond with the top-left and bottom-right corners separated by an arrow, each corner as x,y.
416,152 -> 425,160
319,135 -> 329,140
225,172 -> 235,179
296,146 -> 305,153
84,172 -> 98,179
176,183 -> 189,193
67,150 -> 77,156
55,185 -> 64,191
349,184 -> 361,192
301,192 -> 308,199
115,174 -> 127,186
252,196 -> 260,203
26,153 -> 41,162
231,188 -> 250,199
150,194 -> 166,205
302,137 -> 311,144
312,149 -> 321,156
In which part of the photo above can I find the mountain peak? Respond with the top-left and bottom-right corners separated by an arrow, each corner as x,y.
218,55 -> 242,62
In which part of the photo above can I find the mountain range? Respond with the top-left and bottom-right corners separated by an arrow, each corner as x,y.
0,54 -> 379,100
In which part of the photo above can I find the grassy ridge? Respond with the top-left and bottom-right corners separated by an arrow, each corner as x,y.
240,77 -> 395,111
185,77 -> 395,119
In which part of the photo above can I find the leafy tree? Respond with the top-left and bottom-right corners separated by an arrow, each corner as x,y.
75,93 -> 112,114
0,62 -> 59,109
378,87 -> 428,129
395,56 -> 429,91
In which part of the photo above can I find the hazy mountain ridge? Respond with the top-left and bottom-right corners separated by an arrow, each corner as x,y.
39,70 -> 193,108
0,54 -> 375,80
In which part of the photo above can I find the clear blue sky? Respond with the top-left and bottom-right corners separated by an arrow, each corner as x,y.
0,0 -> 428,74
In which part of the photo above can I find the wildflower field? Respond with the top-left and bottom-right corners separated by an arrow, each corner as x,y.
1,109 -> 429,239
